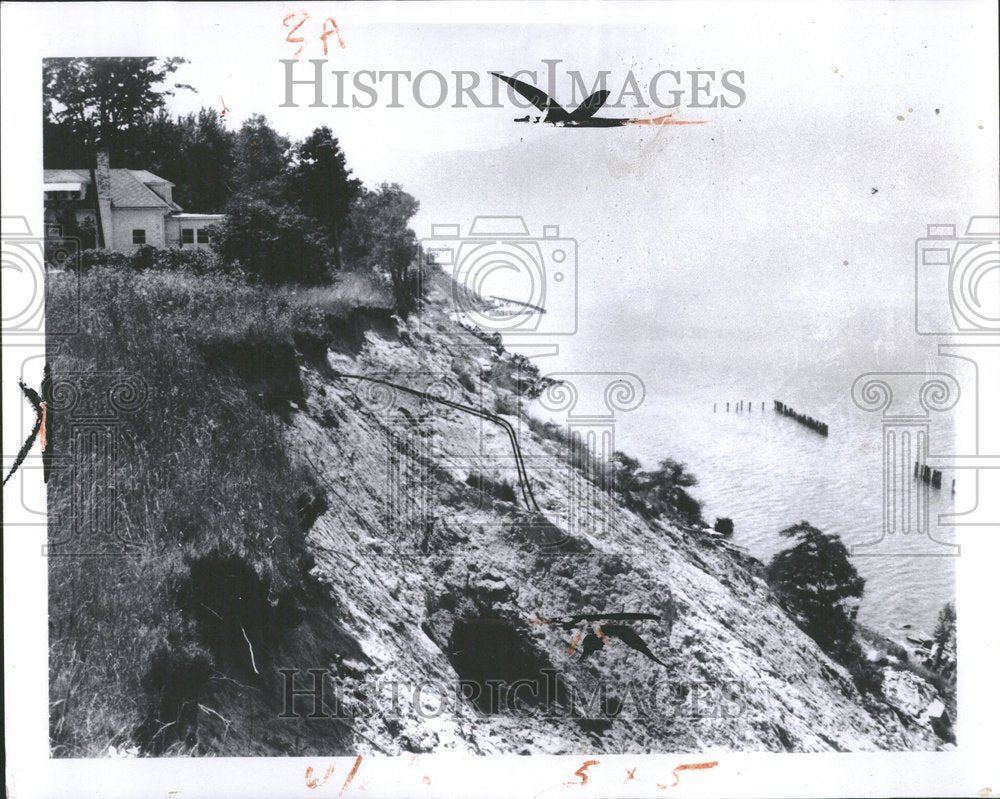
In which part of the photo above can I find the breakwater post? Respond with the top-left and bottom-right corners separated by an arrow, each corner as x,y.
773,400 -> 829,436
914,461 -> 944,489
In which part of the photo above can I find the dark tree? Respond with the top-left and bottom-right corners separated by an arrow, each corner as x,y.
932,601 -> 956,671
765,521 -> 865,660
131,109 -> 235,212
643,459 -> 702,523
211,197 -> 329,285
285,127 -> 361,269
343,183 -> 421,312
43,57 -> 191,245
231,114 -> 291,202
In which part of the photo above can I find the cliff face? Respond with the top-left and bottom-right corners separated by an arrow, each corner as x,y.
282,273 -> 946,754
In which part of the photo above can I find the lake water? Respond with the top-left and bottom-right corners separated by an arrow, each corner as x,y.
519,322 -> 958,637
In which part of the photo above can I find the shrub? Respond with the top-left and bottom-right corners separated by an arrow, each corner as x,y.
72,246 -> 231,276
845,642 -> 884,696
714,517 -> 735,536
465,472 -> 517,504
765,521 -> 865,661
78,248 -> 131,271
212,196 -> 332,285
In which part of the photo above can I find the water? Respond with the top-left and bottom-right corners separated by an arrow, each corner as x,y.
616,390 -> 957,635
520,327 -> 959,637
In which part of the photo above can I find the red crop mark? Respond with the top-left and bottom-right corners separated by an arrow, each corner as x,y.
625,768 -> 637,783
284,11 -> 309,57
656,760 -> 718,790
627,113 -> 706,126
339,755 -> 363,796
321,17 -> 346,54
566,631 -> 582,656
566,759 -> 599,786
305,764 -> 335,789
38,403 -> 48,451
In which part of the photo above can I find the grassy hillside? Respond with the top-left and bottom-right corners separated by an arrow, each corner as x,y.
47,267 -> 394,756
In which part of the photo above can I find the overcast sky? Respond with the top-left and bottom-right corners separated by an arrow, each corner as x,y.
32,1 -> 1000,389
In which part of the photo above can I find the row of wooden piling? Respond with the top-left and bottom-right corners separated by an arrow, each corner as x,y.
773,400 -> 829,436
713,401 -> 765,413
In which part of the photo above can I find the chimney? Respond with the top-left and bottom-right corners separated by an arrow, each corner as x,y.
94,147 -> 113,249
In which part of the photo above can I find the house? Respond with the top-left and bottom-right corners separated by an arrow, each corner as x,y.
43,149 -> 224,253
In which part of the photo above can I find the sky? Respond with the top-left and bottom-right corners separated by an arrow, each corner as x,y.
35,1 -> 1000,389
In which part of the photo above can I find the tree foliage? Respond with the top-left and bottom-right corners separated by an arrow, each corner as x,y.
211,197 -> 329,285
285,126 -> 361,269
231,114 -> 292,202
608,454 -> 703,524
932,601 -> 956,671
344,183 -> 422,313
43,57 -> 190,154
765,521 -> 865,660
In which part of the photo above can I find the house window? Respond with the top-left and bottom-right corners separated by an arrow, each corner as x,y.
132,229 -> 146,245
181,228 -> 194,245
196,228 -> 210,244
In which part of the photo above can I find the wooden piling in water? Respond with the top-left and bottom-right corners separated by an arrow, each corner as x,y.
773,399 -> 829,436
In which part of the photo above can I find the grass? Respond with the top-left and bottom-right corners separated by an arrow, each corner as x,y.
46,266 -> 391,756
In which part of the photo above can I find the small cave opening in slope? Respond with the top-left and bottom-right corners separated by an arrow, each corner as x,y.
446,618 -> 568,714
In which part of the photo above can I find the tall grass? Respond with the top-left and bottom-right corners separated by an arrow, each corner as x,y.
46,267 -> 389,756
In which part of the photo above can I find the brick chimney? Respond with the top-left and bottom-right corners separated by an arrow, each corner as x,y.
94,146 -> 113,248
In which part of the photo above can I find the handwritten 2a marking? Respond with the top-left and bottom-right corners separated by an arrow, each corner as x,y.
284,11 -> 345,58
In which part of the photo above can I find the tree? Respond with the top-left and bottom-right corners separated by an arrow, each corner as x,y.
285,127 -> 361,269
932,602 -> 956,671
344,183 -> 421,313
211,197 -> 330,285
43,57 -> 191,246
141,109 -> 234,212
231,114 -> 291,202
642,459 -> 702,522
765,522 -> 865,660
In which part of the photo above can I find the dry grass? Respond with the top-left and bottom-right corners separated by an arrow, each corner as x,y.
46,266 -> 388,756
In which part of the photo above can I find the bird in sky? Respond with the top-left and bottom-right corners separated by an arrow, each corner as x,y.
490,72 -> 705,128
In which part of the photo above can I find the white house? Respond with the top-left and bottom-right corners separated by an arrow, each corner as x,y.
44,149 -> 224,253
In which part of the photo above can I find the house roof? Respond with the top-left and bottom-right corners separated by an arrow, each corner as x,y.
43,168 -> 181,210
126,169 -> 175,187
